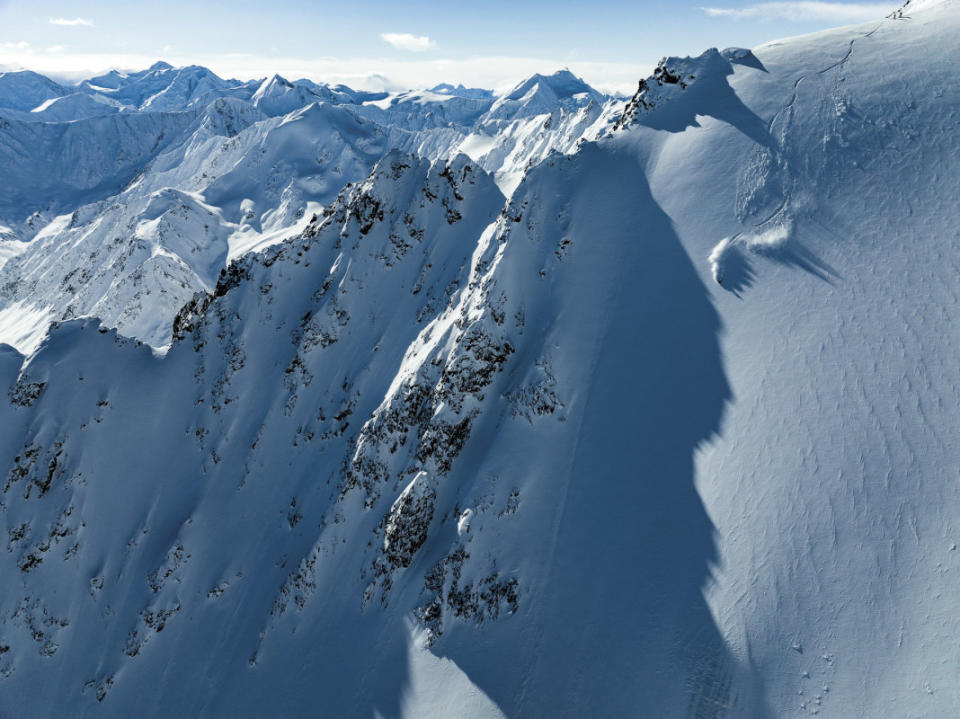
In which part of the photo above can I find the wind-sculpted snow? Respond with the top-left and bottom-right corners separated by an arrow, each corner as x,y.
642,2 -> 960,715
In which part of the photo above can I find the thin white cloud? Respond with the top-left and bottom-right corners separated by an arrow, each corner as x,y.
49,17 -> 94,27
701,2 -> 891,21
46,46 -> 66,53
380,33 -> 435,52
1,41 -> 30,50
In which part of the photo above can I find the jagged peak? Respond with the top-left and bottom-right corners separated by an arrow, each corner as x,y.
256,74 -> 295,93
613,48 -> 731,130
501,69 -> 599,102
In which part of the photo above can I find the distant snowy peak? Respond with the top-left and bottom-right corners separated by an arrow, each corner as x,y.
78,63 -> 257,114
0,70 -> 70,112
487,69 -> 605,121
81,62 -> 175,93
501,69 -> 600,102
140,65 -> 233,111
358,88 -> 494,129
429,83 -> 494,100
251,74 -> 326,116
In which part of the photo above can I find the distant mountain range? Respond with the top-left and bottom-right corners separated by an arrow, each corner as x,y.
0,64 -> 619,351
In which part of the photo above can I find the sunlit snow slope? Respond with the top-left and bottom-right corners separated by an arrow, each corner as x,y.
0,1 -> 959,717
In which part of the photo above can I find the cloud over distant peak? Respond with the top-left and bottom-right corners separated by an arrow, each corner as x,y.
49,17 -> 94,27
701,2 -> 891,21
380,33 -> 435,52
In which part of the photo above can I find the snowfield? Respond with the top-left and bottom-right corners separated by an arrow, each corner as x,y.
1,0 -> 959,716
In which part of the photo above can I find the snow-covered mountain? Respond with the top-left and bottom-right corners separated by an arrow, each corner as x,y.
0,70 -> 72,112
2,0 -> 960,716
0,66 -> 619,353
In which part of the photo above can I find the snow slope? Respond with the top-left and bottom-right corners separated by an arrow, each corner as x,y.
640,3 -> 960,715
2,2 -> 959,716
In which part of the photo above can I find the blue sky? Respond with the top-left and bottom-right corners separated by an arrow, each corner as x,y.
0,0 -> 898,92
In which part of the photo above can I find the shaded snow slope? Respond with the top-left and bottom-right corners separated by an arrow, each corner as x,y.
0,70 -> 70,112
0,109 -> 201,231
0,152 -> 517,716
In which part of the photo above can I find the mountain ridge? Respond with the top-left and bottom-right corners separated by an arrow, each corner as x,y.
1,4 -> 959,716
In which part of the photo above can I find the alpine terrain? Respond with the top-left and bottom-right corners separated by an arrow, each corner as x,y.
0,0 -> 958,716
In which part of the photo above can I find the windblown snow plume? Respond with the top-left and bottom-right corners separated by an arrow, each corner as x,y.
708,237 -> 736,285
709,222 -> 792,283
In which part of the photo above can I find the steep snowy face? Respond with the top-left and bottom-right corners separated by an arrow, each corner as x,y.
0,152 -> 514,717
0,130 -> 749,717
336,141 -> 748,716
